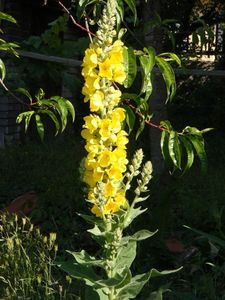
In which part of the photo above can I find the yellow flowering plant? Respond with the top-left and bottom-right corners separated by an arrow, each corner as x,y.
58,1 -> 181,299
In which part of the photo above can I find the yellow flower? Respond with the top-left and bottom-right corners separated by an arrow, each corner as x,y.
83,48 -> 98,66
93,166 -> 104,182
83,115 -> 99,133
111,108 -> 126,132
108,87 -> 122,107
113,64 -> 126,84
83,170 -> 95,187
85,75 -> 101,91
82,66 -> 97,78
91,204 -> 102,217
104,198 -> 120,214
115,130 -> 129,148
98,149 -> 112,168
109,50 -> 123,65
107,166 -> 123,181
104,181 -> 117,197
99,58 -> 113,80
99,119 -> 112,139
90,90 -> 105,112
114,189 -> 128,208
81,129 -> 92,140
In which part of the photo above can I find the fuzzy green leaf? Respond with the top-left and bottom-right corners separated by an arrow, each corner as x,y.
124,207 -> 147,228
67,250 -> 104,268
123,47 -> 137,88
131,229 -> 158,241
114,240 -> 137,273
57,260 -> 100,287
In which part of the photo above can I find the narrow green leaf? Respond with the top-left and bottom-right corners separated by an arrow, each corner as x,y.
123,47 -> 137,88
50,96 -> 68,131
35,88 -> 45,101
35,114 -> 44,141
116,0 -> 124,25
16,88 -> 33,103
123,0 -> 137,23
156,56 -> 176,102
65,99 -> 75,122
168,131 -> 181,169
0,12 -> 17,23
184,225 -> 225,249
186,134 -> 207,173
124,104 -> 136,134
16,112 -> 27,124
24,111 -> 35,132
38,110 -> 60,135
158,52 -> 181,66
180,136 -> 194,174
160,130 -> 174,170
0,58 -> 6,80
139,47 -> 156,100
135,119 -> 145,140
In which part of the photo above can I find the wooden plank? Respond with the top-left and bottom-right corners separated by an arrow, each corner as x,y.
17,50 -> 225,77
17,50 -> 82,67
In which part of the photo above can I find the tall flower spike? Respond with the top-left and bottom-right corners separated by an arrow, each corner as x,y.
81,0 -> 128,217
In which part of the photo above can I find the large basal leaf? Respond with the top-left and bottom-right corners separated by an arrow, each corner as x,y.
57,260 -> 100,287
114,240 -> 137,273
67,250 -> 104,268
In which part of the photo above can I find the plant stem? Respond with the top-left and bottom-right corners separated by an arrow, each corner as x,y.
58,1 -> 96,37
